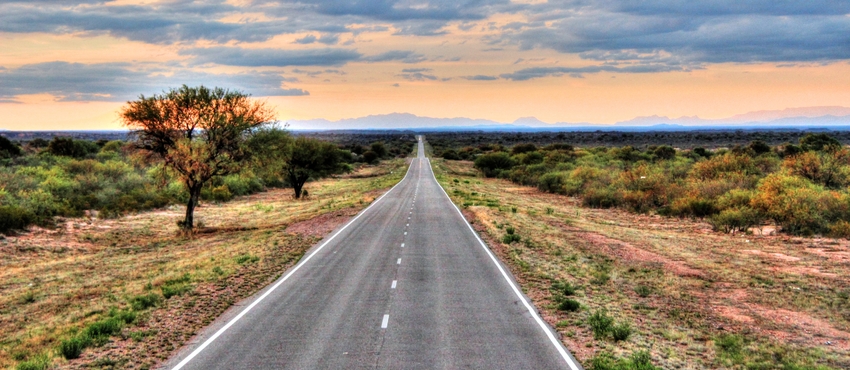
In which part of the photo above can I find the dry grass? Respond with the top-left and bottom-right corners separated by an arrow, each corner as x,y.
432,158 -> 849,369
0,159 -> 408,369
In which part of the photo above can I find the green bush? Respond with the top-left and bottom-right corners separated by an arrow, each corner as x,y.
610,322 -> 632,341
58,335 -> 90,359
15,353 -> 51,370
0,205 -> 33,234
634,285 -> 652,297
558,298 -> 580,312
588,309 -> 614,339
474,152 -> 515,177
235,254 -> 260,265
130,293 -> 162,311
551,281 -> 577,296
590,351 -> 659,370
582,187 -> 621,208
708,207 -> 763,234
84,317 -> 123,346
161,273 -> 193,299
502,233 -> 522,244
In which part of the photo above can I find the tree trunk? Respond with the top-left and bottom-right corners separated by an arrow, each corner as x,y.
293,182 -> 303,199
183,184 -> 201,230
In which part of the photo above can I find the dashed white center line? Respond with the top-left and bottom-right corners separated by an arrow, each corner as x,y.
406,223 -> 409,227
381,314 -> 389,329
397,258 -> 401,265
401,243 -> 405,247
404,231 -> 407,235
391,280 -> 397,289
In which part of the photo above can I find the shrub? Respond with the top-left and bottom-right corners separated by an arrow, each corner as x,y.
84,317 -> 123,345
558,298 -> 581,312
610,322 -> 632,341
751,173 -> 844,235
474,152 -> 515,177
15,353 -> 51,370
511,143 -> 538,154
362,150 -> 378,163
441,149 -> 460,160
708,207 -> 763,234
800,133 -> 841,152
210,184 -> 233,202
0,135 -> 22,158
0,205 -> 33,234
537,171 -> 569,194
634,285 -> 652,297
161,273 -> 192,299
551,280 -> 577,296
130,293 -> 161,311
59,336 -> 89,359
588,309 -> 614,339
829,220 -> 850,239
502,233 -> 522,244
109,308 -> 137,324
235,254 -> 260,265
582,187 -> 621,208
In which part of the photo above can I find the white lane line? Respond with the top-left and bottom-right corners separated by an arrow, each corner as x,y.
406,223 -> 409,227
170,154 -> 417,370
426,157 -> 582,370
397,258 -> 401,265
404,231 -> 407,235
391,280 -> 397,289
381,314 -> 389,329
401,243 -> 405,248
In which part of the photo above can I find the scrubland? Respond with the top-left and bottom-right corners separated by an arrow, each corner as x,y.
0,159 -> 407,369
432,157 -> 848,369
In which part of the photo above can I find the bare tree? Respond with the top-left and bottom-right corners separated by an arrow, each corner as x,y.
121,85 -> 274,231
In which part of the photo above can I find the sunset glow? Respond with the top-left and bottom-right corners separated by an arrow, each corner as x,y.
1,1 -> 849,130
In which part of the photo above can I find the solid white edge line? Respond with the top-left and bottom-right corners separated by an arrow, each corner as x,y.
425,156 -> 582,370
171,156 -> 417,370
381,314 -> 390,329
397,258 -> 401,264
391,280 -> 397,289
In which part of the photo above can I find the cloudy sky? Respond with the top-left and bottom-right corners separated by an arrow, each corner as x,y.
1,0 -> 849,129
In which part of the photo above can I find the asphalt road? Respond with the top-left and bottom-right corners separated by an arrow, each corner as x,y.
165,137 -> 581,370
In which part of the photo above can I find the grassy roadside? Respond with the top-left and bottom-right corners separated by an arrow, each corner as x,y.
0,159 -> 408,370
430,157 -> 848,370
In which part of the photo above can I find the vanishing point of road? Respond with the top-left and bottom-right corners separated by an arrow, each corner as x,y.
164,137 -> 582,370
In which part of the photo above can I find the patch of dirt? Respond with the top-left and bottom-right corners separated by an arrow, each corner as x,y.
284,207 -> 360,238
576,232 -> 706,278
715,305 -> 756,324
741,249 -> 801,262
755,306 -> 850,350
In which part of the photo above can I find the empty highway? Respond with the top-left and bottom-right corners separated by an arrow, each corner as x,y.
165,137 -> 581,370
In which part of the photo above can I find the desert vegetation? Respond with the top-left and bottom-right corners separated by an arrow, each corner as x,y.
440,133 -> 850,238
432,139 -> 850,369
0,154 -> 409,369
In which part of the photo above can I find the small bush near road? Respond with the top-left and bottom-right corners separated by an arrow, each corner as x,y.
588,309 -> 614,339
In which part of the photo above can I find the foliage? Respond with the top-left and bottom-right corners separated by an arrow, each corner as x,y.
474,152 -> 515,177
121,85 -> 273,230
590,351 -> 659,370
47,137 -> 99,158
451,134 -> 850,237
588,309 -> 614,339
0,135 -> 22,158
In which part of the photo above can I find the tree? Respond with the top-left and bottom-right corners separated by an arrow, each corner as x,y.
121,85 -> 273,231
0,135 -> 22,159
247,128 -> 350,199
285,137 -> 350,198
474,152 -> 515,177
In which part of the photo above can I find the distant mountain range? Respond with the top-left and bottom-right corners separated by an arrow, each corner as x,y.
287,106 -> 850,131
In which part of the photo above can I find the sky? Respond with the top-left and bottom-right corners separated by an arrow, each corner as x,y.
1,0 -> 849,130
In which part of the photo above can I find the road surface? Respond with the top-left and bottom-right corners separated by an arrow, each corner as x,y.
165,137 -> 581,370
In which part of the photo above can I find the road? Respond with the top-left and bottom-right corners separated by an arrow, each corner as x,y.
165,137 -> 581,370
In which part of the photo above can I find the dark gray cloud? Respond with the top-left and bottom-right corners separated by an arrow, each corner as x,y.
401,68 -> 432,73
182,47 -> 363,67
397,72 -> 438,81
502,0 -> 850,66
0,62 -> 307,102
273,0 -> 508,21
500,64 -> 687,81
463,75 -> 498,81
363,50 -> 427,63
